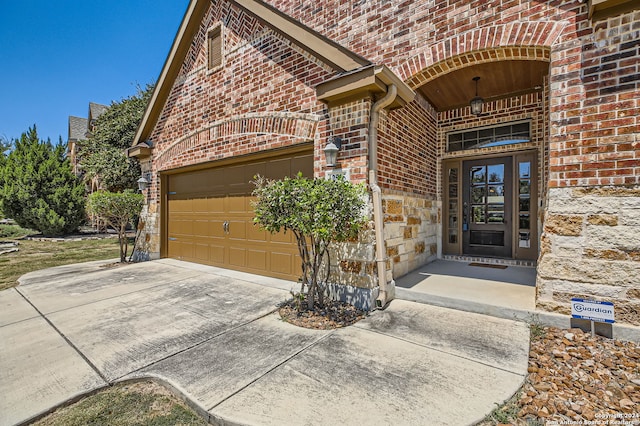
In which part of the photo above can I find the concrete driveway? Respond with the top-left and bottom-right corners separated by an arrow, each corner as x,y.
0,259 -> 530,426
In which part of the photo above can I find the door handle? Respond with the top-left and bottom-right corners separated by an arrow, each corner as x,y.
223,221 -> 229,234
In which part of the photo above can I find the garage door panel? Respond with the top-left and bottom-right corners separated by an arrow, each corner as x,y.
245,162 -> 266,184
192,198 -> 211,213
265,158 -> 291,180
271,230 -> 294,244
193,220 -> 210,237
229,247 -> 246,268
195,243 -> 209,261
247,250 -> 267,270
228,220 -> 246,239
168,199 -> 192,213
166,151 -> 312,281
246,223 -> 266,241
210,245 -> 225,264
210,220 -> 226,238
270,252 -> 295,275
206,197 -> 224,211
169,240 -> 194,260
169,219 -> 193,236
227,196 -> 247,213
291,155 -> 314,177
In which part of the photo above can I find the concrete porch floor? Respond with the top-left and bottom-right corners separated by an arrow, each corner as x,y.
395,259 -> 537,322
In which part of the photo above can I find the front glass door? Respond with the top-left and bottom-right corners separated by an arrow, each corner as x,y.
462,157 -> 512,257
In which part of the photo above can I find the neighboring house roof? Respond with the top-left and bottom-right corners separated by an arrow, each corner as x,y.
132,0 -> 414,148
68,116 -> 88,142
89,102 -> 108,122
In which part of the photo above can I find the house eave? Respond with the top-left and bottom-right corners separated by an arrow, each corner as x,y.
127,143 -> 153,159
316,65 -> 416,109
588,0 -> 638,20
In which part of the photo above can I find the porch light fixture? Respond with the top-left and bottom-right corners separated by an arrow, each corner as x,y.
470,76 -> 484,116
137,174 -> 150,192
323,136 -> 342,167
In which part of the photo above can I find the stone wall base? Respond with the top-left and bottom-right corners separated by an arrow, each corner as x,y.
326,282 -> 384,312
131,207 -> 160,263
382,193 -> 440,279
537,187 -> 640,326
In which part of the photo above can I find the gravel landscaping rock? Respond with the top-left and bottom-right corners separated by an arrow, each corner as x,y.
517,326 -> 640,424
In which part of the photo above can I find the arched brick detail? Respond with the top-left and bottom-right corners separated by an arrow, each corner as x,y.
405,46 -> 551,90
154,112 -> 319,170
397,21 -> 565,87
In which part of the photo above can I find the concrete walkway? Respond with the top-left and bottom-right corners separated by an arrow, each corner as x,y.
0,259 -> 530,426
396,260 -> 537,322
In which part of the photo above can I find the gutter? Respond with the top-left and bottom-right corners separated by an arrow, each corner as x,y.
369,84 -> 398,308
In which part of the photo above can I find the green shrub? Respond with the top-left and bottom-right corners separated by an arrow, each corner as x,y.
87,190 -> 143,262
253,174 -> 367,310
0,127 -> 85,236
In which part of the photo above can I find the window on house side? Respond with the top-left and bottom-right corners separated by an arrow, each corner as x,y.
208,26 -> 222,70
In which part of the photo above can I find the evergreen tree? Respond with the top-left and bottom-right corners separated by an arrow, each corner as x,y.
0,126 -> 85,235
0,137 -> 9,217
77,84 -> 153,192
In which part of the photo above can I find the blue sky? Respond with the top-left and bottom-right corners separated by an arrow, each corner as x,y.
0,1 -> 190,144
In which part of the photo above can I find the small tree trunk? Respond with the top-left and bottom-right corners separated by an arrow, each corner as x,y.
119,224 -> 127,262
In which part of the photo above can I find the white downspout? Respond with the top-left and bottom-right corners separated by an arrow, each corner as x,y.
369,84 -> 397,308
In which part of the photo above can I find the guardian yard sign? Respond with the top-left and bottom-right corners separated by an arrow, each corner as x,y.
571,298 -> 615,323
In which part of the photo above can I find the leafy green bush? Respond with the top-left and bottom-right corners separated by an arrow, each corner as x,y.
253,174 -> 367,310
0,127 -> 85,236
87,190 -> 143,262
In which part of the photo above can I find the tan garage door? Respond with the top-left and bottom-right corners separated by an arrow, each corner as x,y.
166,153 -> 312,281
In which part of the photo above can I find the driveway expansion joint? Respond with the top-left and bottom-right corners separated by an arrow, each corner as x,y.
207,329 -> 335,412
112,304 -> 283,383
14,287 -> 110,384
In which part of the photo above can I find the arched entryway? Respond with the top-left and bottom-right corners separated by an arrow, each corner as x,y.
407,46 -> 551,263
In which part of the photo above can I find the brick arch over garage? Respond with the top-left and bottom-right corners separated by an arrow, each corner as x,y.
396,21 -> 566,88
154,112 -> 320,171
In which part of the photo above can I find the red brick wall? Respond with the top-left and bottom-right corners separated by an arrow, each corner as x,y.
268,0 -> 569,74
148,1 -> 334,205
266,1 -> 638,191
549,10 -> 640,187
378,96 -> 438,196
150,1 -> 638,201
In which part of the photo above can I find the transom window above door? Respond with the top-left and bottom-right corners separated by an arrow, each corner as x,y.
446,120 -> 531,152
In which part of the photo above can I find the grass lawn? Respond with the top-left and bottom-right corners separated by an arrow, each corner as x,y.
33,381 -> 208,426
0,229 -> 123,291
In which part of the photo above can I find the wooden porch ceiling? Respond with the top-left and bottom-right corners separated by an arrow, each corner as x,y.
418,60 -> 550,112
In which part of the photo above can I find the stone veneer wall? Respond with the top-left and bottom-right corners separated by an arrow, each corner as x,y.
132,204 -> 160,262
383,193 -> 439,279
537,187 -> 640,326
322,191 -> 439,307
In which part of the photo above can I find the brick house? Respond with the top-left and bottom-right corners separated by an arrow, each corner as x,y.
129,0 -> 639,324
67,102 -> 108,176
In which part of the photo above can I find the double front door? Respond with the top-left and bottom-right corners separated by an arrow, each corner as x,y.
444,152 -> 537,260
